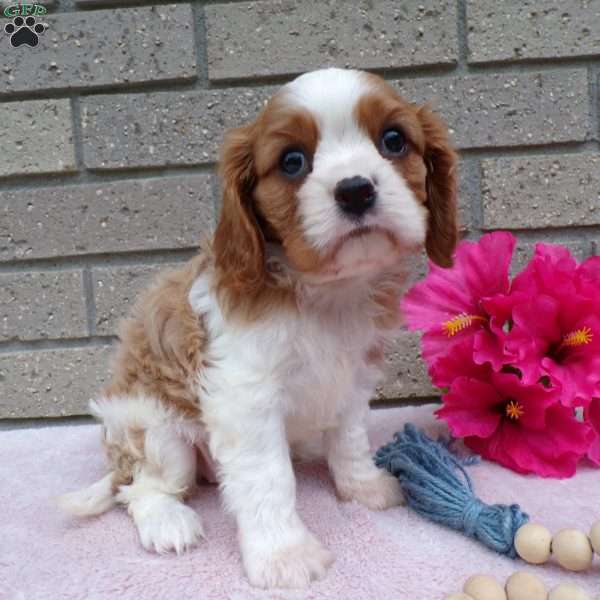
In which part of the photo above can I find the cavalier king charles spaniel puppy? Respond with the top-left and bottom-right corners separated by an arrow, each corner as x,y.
59,67 -> 457,588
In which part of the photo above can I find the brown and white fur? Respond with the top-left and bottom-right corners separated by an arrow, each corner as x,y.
59,68 -> 457,589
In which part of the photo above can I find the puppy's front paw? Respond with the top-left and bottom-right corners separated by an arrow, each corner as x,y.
336,471 -> 404,510
244,532 -> 334,589
132,495 -> 205,554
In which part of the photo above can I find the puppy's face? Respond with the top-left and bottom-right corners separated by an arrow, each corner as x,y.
214,68 -> 457,300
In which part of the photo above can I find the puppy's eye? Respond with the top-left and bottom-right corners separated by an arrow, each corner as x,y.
280,149 -> 308,178
380,128 -> 407,157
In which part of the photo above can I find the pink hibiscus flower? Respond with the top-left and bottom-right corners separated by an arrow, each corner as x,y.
437,372 -> 593,478
502,245 -> 600,406
402,232 -> 515,367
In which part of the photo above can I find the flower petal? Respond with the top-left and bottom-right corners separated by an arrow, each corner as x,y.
429,338 -> 492,388
436,378 -> 502,439
504,295 -> 561,385
457,232 -> 515,301
464,430 -> 524,474
473,329 -> 510,372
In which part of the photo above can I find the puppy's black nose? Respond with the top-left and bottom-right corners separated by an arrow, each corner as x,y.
334,176 -> 376,218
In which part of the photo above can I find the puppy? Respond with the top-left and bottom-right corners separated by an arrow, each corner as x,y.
59,68 -> 457,589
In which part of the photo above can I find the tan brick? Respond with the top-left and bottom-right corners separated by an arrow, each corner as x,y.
93,263 -> 183,335
396,71 -> 590,150
0,5 -> 196,95
0,99 -> 76,177
0,270 -> 87,342
467,0 -> 600,64
482,155 -> 600,230
206,0 -> 457,81
0,175 -> 214,262
82,88 -> 273,170
377,332 -> 437,400
0,345 -> 113,418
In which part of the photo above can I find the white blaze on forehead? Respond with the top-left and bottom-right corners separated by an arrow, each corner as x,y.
282,68 -> 374,137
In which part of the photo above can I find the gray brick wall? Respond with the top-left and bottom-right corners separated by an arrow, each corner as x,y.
1,1 -> 598,422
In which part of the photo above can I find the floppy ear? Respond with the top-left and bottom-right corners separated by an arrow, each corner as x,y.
213,124 -> 266,299
418,106 -> 458,267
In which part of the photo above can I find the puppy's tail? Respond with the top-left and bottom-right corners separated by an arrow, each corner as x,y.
57,472 -> 116,517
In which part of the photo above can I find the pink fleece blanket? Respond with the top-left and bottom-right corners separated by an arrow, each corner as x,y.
1,404 -> 599,599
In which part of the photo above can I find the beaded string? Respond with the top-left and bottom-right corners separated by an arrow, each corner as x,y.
375,425 -> 600,575
445,572 -> 598,600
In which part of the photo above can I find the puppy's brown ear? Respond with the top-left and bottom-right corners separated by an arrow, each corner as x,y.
418,106 -> 458,267
213,124 -> 266,299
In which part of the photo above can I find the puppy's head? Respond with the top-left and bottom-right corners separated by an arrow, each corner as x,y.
214,68 -> 457,304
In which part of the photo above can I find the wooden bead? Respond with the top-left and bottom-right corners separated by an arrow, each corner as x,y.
464,575 -> 507,600
505,571 -> 546,600
445,595 -> 475,600
548,583 -> 591,600
515,523 -> 552,564
552,528 -> 593,571
590,520 -> 600,555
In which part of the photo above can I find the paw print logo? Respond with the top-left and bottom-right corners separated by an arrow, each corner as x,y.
4,16 -> 47,48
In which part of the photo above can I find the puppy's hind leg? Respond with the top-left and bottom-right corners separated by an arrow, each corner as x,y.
116,423 -> 205,555
59,395 -> 205,553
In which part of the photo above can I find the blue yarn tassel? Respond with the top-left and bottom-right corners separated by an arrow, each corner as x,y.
374,424 -> 529,558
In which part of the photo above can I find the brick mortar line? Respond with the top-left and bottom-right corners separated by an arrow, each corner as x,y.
462,230 -> 597,255
455,0 -> 469,74
207,63 -> 460,89
2,57 -> 599,106
191,1 -> 209,89
0,248 -> 199,274
588,64 -> 600,142
0,335 -> 116,354
0,227 -> 595,279
0,76 -> 200,104
0,163 -> 216,189
209,170 -> 221,217
70,96 -> 85,171
458,142 -> 599,159
192,59 -> 600,87
371,397 -> 441,409
465,54 -> 600,74
2,143 -> 598,190
82,267 -> 97,336
486,227 -> 600,244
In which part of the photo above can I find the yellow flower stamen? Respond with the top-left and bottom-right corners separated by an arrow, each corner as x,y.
561,326 -> 593,348
505,400 -> 524,420
441,313 -> 487,337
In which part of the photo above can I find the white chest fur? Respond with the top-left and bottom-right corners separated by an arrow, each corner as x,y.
189,273 -> 384,440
